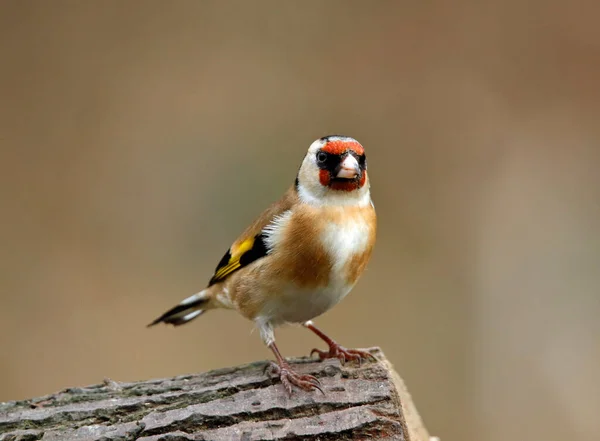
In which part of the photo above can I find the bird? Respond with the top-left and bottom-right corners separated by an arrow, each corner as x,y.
149,135 -> 377,394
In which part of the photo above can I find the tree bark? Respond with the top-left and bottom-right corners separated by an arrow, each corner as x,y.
0,348 -> 432,441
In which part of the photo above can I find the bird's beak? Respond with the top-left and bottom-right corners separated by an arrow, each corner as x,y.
336,155 -> 360,179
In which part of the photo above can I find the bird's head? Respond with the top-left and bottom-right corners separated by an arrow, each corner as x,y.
296,135 -> 370,206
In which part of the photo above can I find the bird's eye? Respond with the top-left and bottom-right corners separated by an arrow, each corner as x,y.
316,151 -> 328,163
358,154 -> 367,168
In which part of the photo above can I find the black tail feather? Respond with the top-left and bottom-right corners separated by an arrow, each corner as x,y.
148,296 -> 207,327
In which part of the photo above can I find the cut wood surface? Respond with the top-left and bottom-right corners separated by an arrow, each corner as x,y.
0,348 -> 433,441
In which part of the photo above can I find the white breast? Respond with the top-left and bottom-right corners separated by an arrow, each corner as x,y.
321,217 -> 370,281
264,214 -> 371,325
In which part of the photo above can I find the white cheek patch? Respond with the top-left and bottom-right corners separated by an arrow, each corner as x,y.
297,179 -> 372,207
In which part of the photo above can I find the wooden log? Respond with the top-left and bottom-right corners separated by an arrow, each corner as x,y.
0,348 -> 433,441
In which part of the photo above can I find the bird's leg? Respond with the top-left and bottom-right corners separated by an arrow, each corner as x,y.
266,342 -> 323,395
303,321 -> 376,365
257,317 -> 323,395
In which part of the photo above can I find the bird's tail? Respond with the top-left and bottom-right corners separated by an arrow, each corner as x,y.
148,289 -> 211,327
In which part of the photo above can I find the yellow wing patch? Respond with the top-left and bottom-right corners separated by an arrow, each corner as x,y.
213,238 -> 254,280
209,235 -> 267,286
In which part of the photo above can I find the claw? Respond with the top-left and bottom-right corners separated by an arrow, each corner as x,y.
305,374 -> 322,386
310,344 -> 374,365
266,361 -> 324,395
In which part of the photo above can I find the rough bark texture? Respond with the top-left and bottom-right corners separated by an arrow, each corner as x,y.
0,348 -> 431,441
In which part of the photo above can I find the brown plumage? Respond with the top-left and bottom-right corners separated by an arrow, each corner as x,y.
149,135 -> 377,395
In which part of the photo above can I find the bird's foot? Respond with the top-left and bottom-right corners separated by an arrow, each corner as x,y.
311,343 -> 376,365
266,361 -> 323,395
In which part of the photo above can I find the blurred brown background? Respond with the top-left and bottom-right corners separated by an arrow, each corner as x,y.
1,1 -> 599,440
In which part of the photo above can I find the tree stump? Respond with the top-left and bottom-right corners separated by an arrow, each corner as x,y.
0,348 -> 432,441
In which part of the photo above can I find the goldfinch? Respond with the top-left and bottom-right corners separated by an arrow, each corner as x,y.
149,135 -> 377,394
